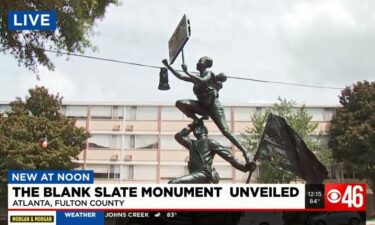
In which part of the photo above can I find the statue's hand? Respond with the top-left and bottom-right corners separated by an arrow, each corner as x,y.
187,120 -> 197,128
243,151 -> 252,164
181,64 -> 188,72
246,162 -> 256,172
162,59 -> 169,66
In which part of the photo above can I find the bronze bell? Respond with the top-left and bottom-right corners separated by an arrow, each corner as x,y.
158,67 -> 170,90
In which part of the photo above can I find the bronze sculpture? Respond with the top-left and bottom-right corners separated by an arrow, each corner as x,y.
160,57 -> 255,225
168,119 -> 255,184
159,52 -> 328,225
162,57 -> 251,165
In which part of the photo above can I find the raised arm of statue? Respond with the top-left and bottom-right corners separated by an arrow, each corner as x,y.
162,59 -> 193,82
181,64 -> 198,78
175,127 -> 193,149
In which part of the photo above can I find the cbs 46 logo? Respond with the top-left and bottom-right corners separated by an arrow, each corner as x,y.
325,184 -> 366,210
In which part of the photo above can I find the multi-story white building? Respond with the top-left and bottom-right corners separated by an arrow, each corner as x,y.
34,103 -> 336,184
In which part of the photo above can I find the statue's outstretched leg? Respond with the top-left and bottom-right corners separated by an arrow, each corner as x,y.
208,99 -> 251,162
168,171 -> 210,184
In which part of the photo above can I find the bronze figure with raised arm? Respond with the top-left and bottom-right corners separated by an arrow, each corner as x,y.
162,57 -> 251,163
168,119 -> 255,184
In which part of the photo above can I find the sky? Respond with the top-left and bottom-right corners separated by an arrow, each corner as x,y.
1,0 -> 375,105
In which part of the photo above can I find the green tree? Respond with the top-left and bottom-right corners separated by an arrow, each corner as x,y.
0,0 -> 118,73
329,81 -> 375,190
242,97 -> 331,183
0,86 -> 89,207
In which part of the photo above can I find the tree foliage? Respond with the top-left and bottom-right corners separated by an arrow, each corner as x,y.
0,0 -> 118,73
242,97 -> 330,183
329,81 -> 375,190
0,86 -> 89,206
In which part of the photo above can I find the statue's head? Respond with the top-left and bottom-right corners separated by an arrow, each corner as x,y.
196,56 -> 213,72
192,120 -> 208,138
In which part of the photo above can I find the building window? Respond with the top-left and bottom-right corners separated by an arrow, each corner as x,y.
233,107 -> 256,121
160,165 -> 187,179
161,107 -> 184,120
125,106 -> 136,120
65,105 -> 87,118
89,134 -> 110,149
137,106 -> 158,120
124,135 -> 158,149
93,173 -> 108,179
306,108 -> 324,121
160,135 -> 183,150
162,106 -> 215,120
324,108 -> 336,121
90,164 -> 109,179
136,135 -> 158,149
112,106 -> 124,120
89,135 -> 122,149
89,164 -> 120,179
125,106 -> 158,121
122,165 -> 134,180
133,165 -> 157,180
124,135 -> 135,149
223,107 -> 231,121
111,135 -> 122,149
91,106 -> 112,119
109,165 -> 120,179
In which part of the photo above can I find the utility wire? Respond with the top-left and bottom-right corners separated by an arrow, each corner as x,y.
43,49 -> 343,90
44,49 -> 161,69
226,75 -> 342,90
